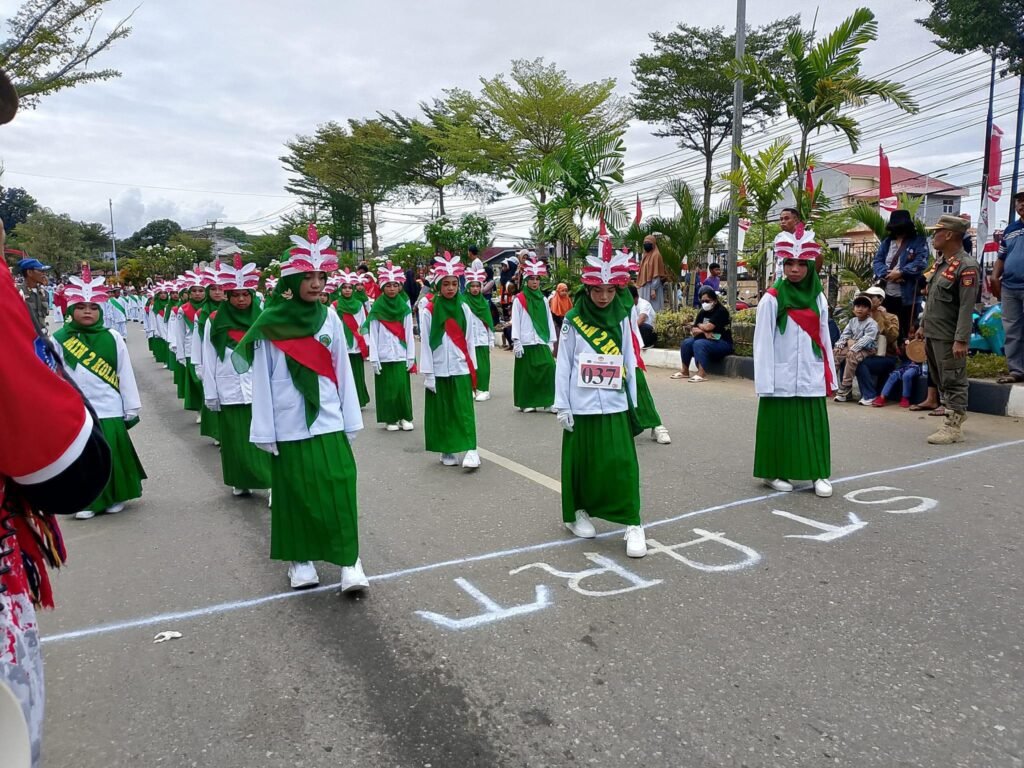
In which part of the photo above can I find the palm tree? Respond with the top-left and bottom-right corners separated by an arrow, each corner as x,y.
646,181 -> 730,309
733,8 -> 918,213
849,193 -> 928,240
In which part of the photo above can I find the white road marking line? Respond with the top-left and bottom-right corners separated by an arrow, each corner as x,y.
41,438 -> 1024,645
476,447 -> 561,493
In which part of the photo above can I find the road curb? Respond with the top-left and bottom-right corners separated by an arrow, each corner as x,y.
644,349 -> 1024,417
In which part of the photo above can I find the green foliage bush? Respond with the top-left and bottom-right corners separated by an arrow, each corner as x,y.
654,308 -> 697,349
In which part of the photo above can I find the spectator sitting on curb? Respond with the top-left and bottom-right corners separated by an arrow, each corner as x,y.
871,357 -> 922,408
834,295 -> 878,404
628,285 -> 658,348
672,285 -> 733,382
853,285 -> 901,402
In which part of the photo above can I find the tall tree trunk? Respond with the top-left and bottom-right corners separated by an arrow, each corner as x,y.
702,146 -> 713,230
535,188 -> 547,257
437,185 -> 446,217
368,201 -> 380,260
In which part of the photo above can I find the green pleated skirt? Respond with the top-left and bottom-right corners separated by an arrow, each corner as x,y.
513,343 -> 555,408
88,417 -> 146,512
173,357 -> 187,400
374,361 -> 413,424
152,337 -> 166,363
183,361 -> 203,412
753,396 -> 831,481
475,346 -> 491,392
561,411 -> 641,525
270,432 -> 359,566
200,403 -> 220,440
219,404 -> 271,489
424,374 -> 477,454
634,368 -> 662,429
350,353 -> 370,408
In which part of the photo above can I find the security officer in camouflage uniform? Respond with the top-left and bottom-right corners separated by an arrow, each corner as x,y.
915,214 -> 978,444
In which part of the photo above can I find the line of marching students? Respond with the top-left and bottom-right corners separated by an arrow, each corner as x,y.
71,223 -> 700,597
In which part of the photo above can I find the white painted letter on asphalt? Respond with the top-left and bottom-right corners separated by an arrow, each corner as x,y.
415,578 -> 552,631
645,529 -> 762,572
509,553 -> 663,596
770,509 -> 867,542
843,486 -> 938,514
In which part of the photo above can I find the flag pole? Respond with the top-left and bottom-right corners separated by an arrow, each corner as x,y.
726,0 -> 745,310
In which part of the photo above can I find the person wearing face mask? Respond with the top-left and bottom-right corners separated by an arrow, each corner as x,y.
636,235 -> 671,312
673,286 -> 734,382
914,215 -> 979,444
871,209 -> 928,343
235,226 -> 368,593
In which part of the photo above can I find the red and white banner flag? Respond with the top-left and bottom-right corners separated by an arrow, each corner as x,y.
737,218 -> 751,253
634,195 -> 642,226
879,145 -> 897,218
979,124 -> 1004,252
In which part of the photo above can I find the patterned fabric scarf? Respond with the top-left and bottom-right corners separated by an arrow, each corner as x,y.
53,314 -> 116,374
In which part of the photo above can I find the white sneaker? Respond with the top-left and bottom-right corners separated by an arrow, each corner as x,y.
399,419 -> 414,431
340,558 -> 369,593
652,425 -> 672,444
565,510 -> 596,539
462,450 -> 481,469
814,479 -> 834,498
763,478 -> 794,492
385,423 -> 400,432
522,407 -> 536,413
475,391 -> 491,402
74,510 -> 96,520
288,561 -> 319,590
105,503 -> 125,514
232,487 -> 251,497
267,490 -> 272,508
213,440 -> 220,447
858,398 -> 874,406
440,453 -> 459,466
624,525 -> 647,558
195,414 -> 202,424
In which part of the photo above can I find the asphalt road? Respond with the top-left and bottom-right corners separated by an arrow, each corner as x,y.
39,327 -> 1024,768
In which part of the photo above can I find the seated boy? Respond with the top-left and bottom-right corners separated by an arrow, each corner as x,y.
834,295 -> 879,403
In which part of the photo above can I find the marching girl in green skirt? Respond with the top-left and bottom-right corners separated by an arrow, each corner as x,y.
555,237 -> 646,558
753,225 -> 835,498
512,258 -> 557,412
175,269 -> 207,416
419,253 -> 481,469
169,285 -> 188,399
53,268 -> 146,520
366,262 -> 416,432
191,268 -> 225,444
625,284 -> 672,445
333,269 -> 371,409
151,284 -> 173,367
464,260 -> 495,402
201,256 -> 271,497
235,225 -> 368,593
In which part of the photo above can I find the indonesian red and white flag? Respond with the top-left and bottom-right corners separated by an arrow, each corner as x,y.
634,195 -> 642,226
737,218 -> 751,253
878,145 -> 897,218
987,124 -> 1003,204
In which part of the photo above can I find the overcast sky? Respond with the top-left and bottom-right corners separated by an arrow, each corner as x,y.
0,0 -> 1020,244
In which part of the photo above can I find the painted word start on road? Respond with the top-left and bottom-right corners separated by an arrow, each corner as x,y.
415,486 -> 937,631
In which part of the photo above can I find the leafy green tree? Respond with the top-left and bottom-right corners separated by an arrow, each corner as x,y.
632,16 -> 801,222
734,8 -> 918,214
124,218 -> 182,250
77,220 -> 109,254
424,213 -> 494,256
0,186 -> 38,232
220,226 -> 249,243
9,208 -> 84,274
169,231 -> 212,261
918,0 -> 1024,74
385,241 -> 434,271
280,137 -> 364,251
0,0 -> 135,108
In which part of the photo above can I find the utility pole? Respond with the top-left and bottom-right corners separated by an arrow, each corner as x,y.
1010,74 -> 1024,220
108,198 -> 118,275
978,54 -> 997,256
725,0 -> 746,309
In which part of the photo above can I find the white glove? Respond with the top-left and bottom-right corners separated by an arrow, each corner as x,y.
557,410 -> 574,432
345,430 -> 358,443
424,374 -> 436,392
372,360 -> 382,375
124,409 -> 139,422
513,340 -> 524,358
205,399 -> 221,412
256,442 -> 279,456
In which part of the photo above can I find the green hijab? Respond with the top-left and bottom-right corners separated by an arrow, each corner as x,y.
366,289 -> 412,324
209,290 -> 260,361
463,285 -> 494,330
521,282 -> 550,342
771,262 -> 824,333
196,285 -> 224,338
233,273 -> 330,426
428,288 -> 468,351
53,308 -> 116,373
566,286 -> 630,351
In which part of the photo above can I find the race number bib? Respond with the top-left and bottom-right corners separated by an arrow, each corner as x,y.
577,353 -> 623,390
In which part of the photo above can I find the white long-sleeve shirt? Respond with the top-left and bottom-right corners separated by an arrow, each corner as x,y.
753,292 -> 837,398
366,314 -> 416,366
554,316 -> 638,416
154,311 -> 169,341
467,307 -> 493,349
419,304 -> 478,378
335,304 -> 369,356
200,318 -> 253,406
176,311 -> 198,364
249,312 -> 363,444
56,329 -> 141,419
511,295 -> 556,347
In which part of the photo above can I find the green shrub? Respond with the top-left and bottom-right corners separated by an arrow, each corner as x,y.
732,307 -> 758,325
967,353 -> 1009,379
654,308 -> 697,348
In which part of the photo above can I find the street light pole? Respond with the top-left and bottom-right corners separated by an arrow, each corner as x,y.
726,0 -> 746,309
108,198 -> 118,276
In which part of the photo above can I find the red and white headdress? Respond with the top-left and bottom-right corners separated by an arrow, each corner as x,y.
464,267 -> 486,284
376,260 -> 406,286
281,224 -> 339,276
337,267 -> 362,287
64,265 -> 109,306
264,276 -> 278,293
182,266 -> 205,288
581,217 -> 631,286
522,258 -> 548,278
429,252 -> 464,284
773,223 -> 821,262
202,259 -> 222,286
216,253 -> 260,290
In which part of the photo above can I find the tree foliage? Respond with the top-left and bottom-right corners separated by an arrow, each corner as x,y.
918,0 -> 1024,75
10,207 -> 86,274
123,218 -> 182,250
0,185 -> 38,232
423,212 -> 494,256
0,0 -> 135,108
632,16 -> 802,220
